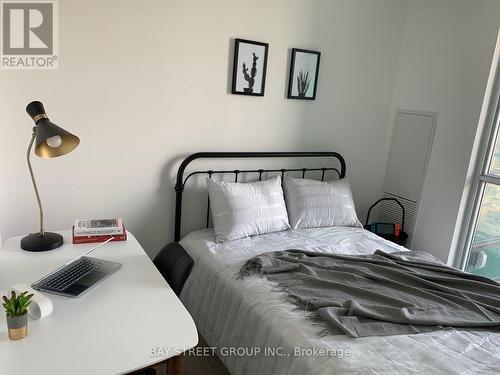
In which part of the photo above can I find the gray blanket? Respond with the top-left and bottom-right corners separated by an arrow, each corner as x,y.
237,249 -> 500,338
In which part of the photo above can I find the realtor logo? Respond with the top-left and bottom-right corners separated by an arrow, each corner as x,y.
1,1 -> 58,69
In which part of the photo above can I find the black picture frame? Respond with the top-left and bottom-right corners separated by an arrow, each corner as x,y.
231,38 -> 269,96
287,48 -> 321,100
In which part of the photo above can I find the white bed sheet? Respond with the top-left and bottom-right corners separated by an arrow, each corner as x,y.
180,227 -> 500,375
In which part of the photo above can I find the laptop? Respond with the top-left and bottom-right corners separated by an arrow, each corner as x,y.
32,239 -> 122,298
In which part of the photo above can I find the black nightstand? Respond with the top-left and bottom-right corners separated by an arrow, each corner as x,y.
364,198 -> 408,247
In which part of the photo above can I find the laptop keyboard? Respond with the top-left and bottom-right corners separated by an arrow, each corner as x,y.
38,257 -> 100,292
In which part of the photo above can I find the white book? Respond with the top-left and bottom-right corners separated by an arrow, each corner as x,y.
74,218 -> 124,236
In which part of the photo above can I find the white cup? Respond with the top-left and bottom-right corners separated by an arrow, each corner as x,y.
9,283 -> 53,320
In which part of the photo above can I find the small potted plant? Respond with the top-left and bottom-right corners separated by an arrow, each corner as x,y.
3,291 -> 33,340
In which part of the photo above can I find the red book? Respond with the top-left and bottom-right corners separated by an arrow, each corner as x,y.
72,224 -> 127,244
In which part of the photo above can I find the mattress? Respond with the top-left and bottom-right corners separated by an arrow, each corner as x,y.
180,227 -> 500,375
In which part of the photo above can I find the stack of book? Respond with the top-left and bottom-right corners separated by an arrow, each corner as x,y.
72,218 -> 127,244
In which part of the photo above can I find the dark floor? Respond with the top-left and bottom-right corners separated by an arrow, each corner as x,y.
182,335 -> 230,375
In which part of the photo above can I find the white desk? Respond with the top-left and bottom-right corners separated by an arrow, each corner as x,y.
0,231 -> 198,375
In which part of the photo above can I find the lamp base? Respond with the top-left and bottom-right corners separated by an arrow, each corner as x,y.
20,232 -> 63,252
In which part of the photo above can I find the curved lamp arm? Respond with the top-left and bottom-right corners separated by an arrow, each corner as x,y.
27,126 -> 45,236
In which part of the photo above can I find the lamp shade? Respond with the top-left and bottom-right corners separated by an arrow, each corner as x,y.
26,101 -> 80,158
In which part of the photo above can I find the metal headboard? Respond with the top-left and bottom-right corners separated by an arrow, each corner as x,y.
173,152 -> 346,242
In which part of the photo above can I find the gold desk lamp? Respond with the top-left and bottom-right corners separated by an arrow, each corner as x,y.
20,101 -> 80,251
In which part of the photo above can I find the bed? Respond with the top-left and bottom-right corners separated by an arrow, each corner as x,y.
173,152 -> 500,375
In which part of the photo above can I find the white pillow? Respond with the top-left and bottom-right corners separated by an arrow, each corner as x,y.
283,177 -> 362,229
207,176 -> 290,243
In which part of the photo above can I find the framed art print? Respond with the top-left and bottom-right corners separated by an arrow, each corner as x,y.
231,39 -> 269,96
287,48 -> 321,100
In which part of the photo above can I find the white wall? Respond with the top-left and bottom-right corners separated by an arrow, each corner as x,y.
0,0 -> 407,257
389,0 -> 500,262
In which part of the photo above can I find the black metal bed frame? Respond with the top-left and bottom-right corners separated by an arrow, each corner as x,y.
173,152 -> 346,242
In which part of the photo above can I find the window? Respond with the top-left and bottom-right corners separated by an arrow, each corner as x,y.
464,78 -> 500,281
